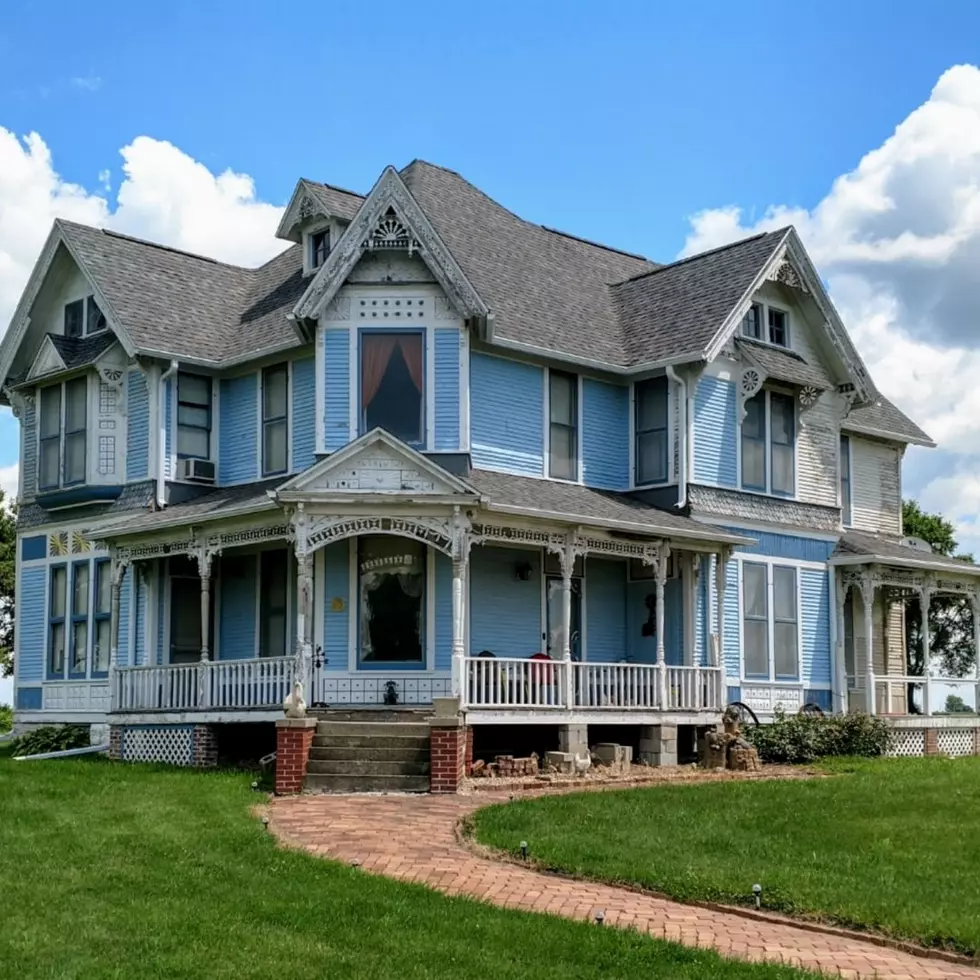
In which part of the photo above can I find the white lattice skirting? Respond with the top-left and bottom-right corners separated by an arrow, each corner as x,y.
120,725 -> 195,766
937,729 -> 975,757
887,730 -> 925,757
318,676 -> 452,705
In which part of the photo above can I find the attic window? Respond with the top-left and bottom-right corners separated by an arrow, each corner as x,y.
64,296 -> 107,338
741,301 -> 789,349
310,229 -> 330,269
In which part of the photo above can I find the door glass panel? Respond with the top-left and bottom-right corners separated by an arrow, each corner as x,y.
358,536 -> 424,665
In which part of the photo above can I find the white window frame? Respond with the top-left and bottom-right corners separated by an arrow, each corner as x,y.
739,387 -> 797,498
303,221 -> 332,277
37,375 -> 89,490
63,295 -> 108,339
839,432 -> 853,527
631,375 -> 671,488
175,372 -> 213,462
543,367 -> 582,483
260,362 -> 290,477
741,300 -> 791,350
736,556 -> 814,684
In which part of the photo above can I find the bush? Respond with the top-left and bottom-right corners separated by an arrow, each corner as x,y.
744,711 -> 892,764
9,724 -> 90,757
0,704 -> 11,734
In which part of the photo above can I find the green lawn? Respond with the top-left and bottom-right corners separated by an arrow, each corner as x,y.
0,748 -> 817,980
473,757 -> 980,956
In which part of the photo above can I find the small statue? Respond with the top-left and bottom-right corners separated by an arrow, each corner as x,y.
283,681 -> 307,719
698,706 -> 761,772
573,751 -> 592,775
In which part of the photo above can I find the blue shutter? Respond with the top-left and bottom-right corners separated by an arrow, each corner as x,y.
218,374 -> 258,483
291,357 -> 316,472
433,329 -> 461,451
126,370 -> 150,481
324,331 -> 350,451
693,376 -> 737,487
582,379 -> 629,490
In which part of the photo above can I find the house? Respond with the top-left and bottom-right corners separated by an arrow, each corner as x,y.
4,160 -> 980,782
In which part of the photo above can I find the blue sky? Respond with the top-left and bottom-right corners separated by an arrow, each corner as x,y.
4,1 -> 980,703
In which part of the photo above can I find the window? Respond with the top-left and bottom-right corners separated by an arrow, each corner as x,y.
358,536 -> 424,666
262,364 -> 289,476
310,230 -> 330,269
177,373 -> 212,459
741,303 -> 762,340
740,301 -> 789,348
64,297 -> 106,337
361,332 -> 424,444
840,434 -> 852,525
93,560 -> 111,674
768,308 -> 788,346
70,562 -> 90,676
48,565 -> 67,676
634,376 -> 668,485
260,550 -> 288,658
38,376 -> 88,489
548,370 -> 578,480
741,389 -> 795,496
742,562 -> 799,681
168,556 -> 203,664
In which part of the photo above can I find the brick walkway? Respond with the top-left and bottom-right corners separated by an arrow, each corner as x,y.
269,792 -> 980,979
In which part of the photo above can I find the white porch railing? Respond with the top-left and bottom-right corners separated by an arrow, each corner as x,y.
463,658 -> 723,713
113,658 -> 294,713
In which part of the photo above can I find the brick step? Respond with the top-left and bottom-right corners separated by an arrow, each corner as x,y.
309,744 -> 429,762
309,708 -> 432,724
315,722 -> 431,738
303,773 -> 430,794
306,759 -> 429,776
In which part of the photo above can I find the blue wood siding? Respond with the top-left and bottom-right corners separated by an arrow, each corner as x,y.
16,566 -> 45,683
470,353 -> 544,476
322,542 -> 349,672
156,566 -> 165,665
723,561 -> 740,677
694,555 -> 711,666
134,567 -> 148,665
126,370 -> 150,481
801,568 -> 831,687
585,558 -> 627,662
117,567 -> 131,667
22,398 -> 36,498
434,329 -> 460,451
434,552 -> 452,671
291,356 -> 316,472
729,529 -> 836,563
218,554 -> 256,659
582,379 -> 629,490
693,375 -> 737,487
626,578 -> 683,664
15,686 -> 42,710
469,546 -> 542,656
219,374 -> 258,483
324,330 -> 350,452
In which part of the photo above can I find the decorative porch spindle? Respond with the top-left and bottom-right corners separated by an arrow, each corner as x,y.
560,531 -> 577,710
860,575 -> 876,715
834,573 -> 848,714
714,548 -> 727,707
108,554 -> 130,712
296,552 -> 315,698
656,544 -> 670,710
450,555 -> 467,699
919,586 -> 932,716
194,547 -> 218,708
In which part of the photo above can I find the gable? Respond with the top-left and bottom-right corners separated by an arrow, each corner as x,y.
26,336 -> 67,381
276,429 -> 479,498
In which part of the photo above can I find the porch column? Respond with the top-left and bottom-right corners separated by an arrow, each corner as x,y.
560,530 -> 578,709
108,553 -> 130,712
198,550 -> 216,662
450,512 -> 472,704
919,585 -> 933,716
860,573 -> 876,715
714,548 -> 727,707
656,542 -> 670,710
295,552 -> 314,698
833,571 -> 848,715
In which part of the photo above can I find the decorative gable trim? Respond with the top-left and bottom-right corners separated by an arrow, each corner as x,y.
27,336 -> 68,382
703,228 -> 872,402
275,427 -> 480,500
276,179 -> 332,243
293,167 -> 488,327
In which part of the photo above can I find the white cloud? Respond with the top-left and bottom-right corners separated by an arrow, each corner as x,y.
70,76 -> 102,92
681,64 -> 980,556
0,131 -> 288,339
0,463 -> 17,503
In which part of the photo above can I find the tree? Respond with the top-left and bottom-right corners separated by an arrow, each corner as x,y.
0,490 -> 14,679
902,500 -> 975,680
945,694 -> 971,714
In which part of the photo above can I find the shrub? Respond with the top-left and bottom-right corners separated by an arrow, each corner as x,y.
0,703 -> 11,734
744,711 -> 892,764
9,724 -> 90,757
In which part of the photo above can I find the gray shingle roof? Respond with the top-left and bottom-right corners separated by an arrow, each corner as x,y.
48,331 -> 118,369
842,395 -> 933,446
467,469 -> 748,545
612,231 -> 788,365
303,180 -> 364,222
735,337 -> 832,389
833,530 -> 980,575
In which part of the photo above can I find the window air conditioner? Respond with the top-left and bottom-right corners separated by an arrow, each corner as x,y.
177,458 -> 216,484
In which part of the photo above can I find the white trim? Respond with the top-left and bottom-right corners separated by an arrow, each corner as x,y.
542,366 -> 583,484
840,420 -> 934,449
735,555 -> 803,684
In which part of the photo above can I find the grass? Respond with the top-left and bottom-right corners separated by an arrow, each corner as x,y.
0,747 -> 818,980
473,756 -> 980,956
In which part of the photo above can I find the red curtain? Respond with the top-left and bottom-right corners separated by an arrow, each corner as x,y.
361,333 -> 423,407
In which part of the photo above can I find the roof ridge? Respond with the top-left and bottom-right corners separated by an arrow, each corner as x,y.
301,177 -> 365,200
615,227 -> 791,286
539,225 -> 655,263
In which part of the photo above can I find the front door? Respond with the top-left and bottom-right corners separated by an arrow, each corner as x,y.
546,576 -> 582,660
169,556 -> 202,664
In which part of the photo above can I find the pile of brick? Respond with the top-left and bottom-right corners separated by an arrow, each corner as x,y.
470,753 -> 539,778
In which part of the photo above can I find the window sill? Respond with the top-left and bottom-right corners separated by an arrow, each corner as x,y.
37,485 -> 123,510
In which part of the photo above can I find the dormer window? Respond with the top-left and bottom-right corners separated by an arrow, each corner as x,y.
741,302 -> 789,348
310,229 -> 330,270
64,296 -> 107,338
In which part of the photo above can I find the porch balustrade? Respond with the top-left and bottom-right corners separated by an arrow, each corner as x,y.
113,657 -> 294,713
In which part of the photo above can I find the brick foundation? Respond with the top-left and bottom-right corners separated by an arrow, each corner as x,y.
276,718 -> 317,794
192,725 -> 218,768
924,728 -> 939,755
108,725 -> 122,761
465,727 -> 474,776
430,725 -> 467,793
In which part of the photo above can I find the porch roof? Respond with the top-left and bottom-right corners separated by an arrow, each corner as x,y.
830,530 -> 980,577
467,469 -> 751,547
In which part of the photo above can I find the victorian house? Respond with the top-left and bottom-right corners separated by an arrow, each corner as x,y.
4,160 -> 979,778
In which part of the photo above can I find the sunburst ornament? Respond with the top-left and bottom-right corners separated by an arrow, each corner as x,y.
799,385 -> 819,407
740,368 -> 763,398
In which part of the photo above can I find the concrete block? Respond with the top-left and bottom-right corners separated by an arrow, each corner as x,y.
544,750 -> 575,773
592,743 -> 632,766
559,723 -> 589,756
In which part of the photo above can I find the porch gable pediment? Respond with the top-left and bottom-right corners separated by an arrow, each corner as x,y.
275,428 -> 479,499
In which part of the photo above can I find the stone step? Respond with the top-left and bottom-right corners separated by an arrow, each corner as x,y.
304,773 -> 429,794
306,759 -> 429,776
309,744 -> 429,762
311,733 -> 430,750
315,722 -> 431,738
309,708 -> 432,723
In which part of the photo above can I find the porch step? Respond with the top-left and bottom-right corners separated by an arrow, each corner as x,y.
315,721 -> 431,738
310,743 -> 429,761
309,708 -> 432,723
312,733 -> 430,750
306,759 -> 429,777
304,773 -> 430,794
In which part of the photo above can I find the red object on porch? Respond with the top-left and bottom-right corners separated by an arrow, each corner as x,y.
275,719 -> 317,794
529,652 -> 555,685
